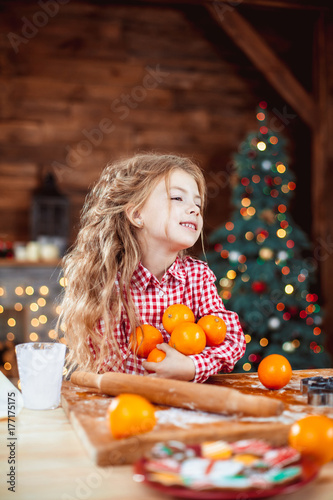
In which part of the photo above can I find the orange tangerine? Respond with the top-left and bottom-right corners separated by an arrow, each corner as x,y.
197,315 -> 227,346
162,304 -> 195,334
108,393 -> 156,439
129,324 -> 163,358
146,347 -> 166,363
288,415 -> 333,465
169,322 -> 206,355
257,354 -> 292,390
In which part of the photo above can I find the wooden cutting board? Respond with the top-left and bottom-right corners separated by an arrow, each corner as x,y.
61,368 -> 333,466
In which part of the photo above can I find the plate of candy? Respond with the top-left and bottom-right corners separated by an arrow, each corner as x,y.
133,439 -> 320,499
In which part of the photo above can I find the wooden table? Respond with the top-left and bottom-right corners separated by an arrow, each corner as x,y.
1,370 -> 333,500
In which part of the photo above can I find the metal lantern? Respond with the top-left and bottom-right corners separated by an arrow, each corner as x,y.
31,173 -> 69,255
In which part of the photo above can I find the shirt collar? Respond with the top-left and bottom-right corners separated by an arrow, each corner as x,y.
167,256 -> 187,284
131,256 -> 187,291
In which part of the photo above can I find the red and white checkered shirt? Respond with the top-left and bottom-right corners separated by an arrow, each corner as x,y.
88,256 -> 246,383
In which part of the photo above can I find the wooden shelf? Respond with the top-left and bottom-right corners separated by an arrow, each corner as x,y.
0,259 -> 62,268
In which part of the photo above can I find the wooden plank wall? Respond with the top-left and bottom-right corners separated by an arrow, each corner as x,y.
0,0 -> 315,242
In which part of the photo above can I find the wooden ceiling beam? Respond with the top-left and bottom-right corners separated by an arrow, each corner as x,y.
206,3 -> 318,128
211,0 -> 330,9
133,0 -> 330,12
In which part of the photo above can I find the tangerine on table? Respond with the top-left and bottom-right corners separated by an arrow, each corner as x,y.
197,315 -> 227,346
288,415 -> 333,465
129,324 -> 163,358
146,347 -> 166,363
257,354 -> 292,390
108,393 -> 156,439
169,322 -> 206,355
162,304 -> 195,334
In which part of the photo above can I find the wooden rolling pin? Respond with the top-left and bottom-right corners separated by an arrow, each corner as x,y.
71,371 -> 284,417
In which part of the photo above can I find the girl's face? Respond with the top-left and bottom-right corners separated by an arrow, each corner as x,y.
137,169 -> 203,254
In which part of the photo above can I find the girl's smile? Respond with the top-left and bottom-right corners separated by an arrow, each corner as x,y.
180,222 -> 197,231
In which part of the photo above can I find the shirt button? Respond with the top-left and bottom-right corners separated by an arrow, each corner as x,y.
159,290 -> 164,297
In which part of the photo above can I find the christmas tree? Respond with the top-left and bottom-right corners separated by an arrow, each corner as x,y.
206,102 -> 331,372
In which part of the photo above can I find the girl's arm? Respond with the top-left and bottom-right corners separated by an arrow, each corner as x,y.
188,268 -> 246,383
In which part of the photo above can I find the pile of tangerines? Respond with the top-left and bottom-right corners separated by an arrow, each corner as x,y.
129,303 -> 227,363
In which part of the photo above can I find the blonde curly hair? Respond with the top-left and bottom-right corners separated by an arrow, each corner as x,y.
60,153 -> 206,373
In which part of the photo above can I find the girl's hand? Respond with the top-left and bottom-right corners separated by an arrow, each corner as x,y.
142,343 -> 196,381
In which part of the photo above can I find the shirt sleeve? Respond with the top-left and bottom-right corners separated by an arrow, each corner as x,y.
190,265 -> 246,383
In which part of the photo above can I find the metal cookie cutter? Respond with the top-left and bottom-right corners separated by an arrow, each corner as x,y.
300,376 -> 333,406
300,376 -> 324,394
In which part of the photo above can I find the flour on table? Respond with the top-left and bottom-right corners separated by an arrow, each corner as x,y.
156,408 -> 230,428
155,407 -> 314,428
239,410 -> 309,424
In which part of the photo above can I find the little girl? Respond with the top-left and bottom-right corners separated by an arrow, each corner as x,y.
61,153 -> 246,382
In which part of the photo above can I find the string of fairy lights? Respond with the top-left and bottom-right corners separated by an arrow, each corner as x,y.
212,101 -> 323,372
0,276 -> 67,375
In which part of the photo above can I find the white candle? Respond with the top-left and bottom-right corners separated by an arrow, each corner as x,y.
14,243 -> 27,261
26,242 -> 41,262
40,243 -> 59,261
